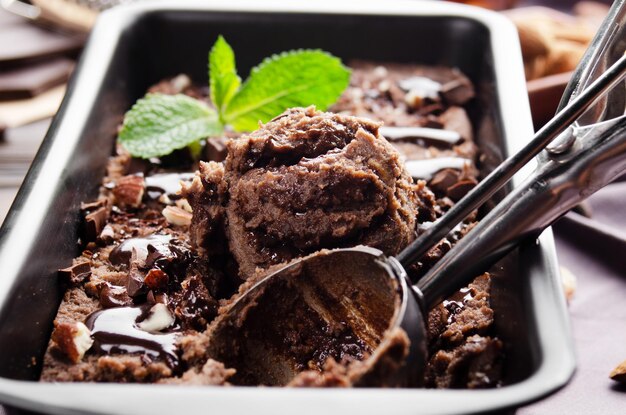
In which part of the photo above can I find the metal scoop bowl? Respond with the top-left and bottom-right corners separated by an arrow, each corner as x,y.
206,246 -> 425,387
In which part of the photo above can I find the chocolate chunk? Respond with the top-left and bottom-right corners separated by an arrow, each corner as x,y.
0,121 -> 6,141
441,107 -> 473,142
0,58 -> 74,100
205,137 -> 229,162
126,250 -> 147,298
81,201 -> 109,242
58,262 -> 91,286
84,207 -> 108,241
98,224 -> 115,244
99,284 -> 133,309
170,275 -> 218,331
429,169 -> 461,195
424,116 -> 444,129
125,157 -> 153,175
440,78 -> 475,106
417,102 -> 444,116
446,179 -> 477,202
0,24 -> 83,68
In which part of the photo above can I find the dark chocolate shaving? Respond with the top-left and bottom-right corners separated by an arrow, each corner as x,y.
429,169 -> 461,195
99,284 -> 133,309
205,137 -> 229,162
58,262 -> 91,286
127,249 -> 147,298
446,179 -> 477,202
81,200 -> 109,242
440,78 -> 475,106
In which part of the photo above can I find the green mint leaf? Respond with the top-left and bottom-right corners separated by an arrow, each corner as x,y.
223,50 -> 351,132
209,35 -> 241,119
119,93 -> 222,159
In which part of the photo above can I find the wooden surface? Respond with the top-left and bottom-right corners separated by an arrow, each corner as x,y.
0,118 -> 49,220
0,5 -> 74,225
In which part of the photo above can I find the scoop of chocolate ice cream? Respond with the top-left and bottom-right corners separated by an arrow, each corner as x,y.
185,107 -> 421,279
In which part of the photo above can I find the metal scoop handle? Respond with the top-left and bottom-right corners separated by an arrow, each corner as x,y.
416,115 -> 626,307
396,53 -> 626,269
401,0 -> 626,306
558,0 -> 626,123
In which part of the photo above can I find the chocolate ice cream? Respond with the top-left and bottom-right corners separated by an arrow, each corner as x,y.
185,107 -> 421,279
40,63 -> 504,389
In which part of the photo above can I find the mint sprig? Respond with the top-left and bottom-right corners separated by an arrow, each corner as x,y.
224,50 -> 351,132
209,35 -> 241,120
118,36 -> 351,159
118,94 -> 222,159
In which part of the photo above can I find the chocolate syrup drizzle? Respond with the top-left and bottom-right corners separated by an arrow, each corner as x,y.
442,287 -> 474,324
405,157 -> 471,181
85,305 -> 180,369
379,126 -> 462,147
109,234 -> 174,267
145,172 -> 194,202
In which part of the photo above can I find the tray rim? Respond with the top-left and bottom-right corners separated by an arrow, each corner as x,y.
0,1 -> 575,414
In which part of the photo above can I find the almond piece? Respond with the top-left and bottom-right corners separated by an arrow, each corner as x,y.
137,303 -> 175,333
610,360 -> 626,383
551,21 -> 595,44
514,19 -> 551,61
162,205 -> 192,226
175,198 -> 193,213
545,40 -> 586,76
51,322 -> 94,363
560,266 -> 577,302
144,268 -> 168,290
113,174 -> 145,208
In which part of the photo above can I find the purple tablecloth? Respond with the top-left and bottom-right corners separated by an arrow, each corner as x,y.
519,176 -> 626,414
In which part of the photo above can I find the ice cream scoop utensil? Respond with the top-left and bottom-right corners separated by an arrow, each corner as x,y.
204,59 -> 626,387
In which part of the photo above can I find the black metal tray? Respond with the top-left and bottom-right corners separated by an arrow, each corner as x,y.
0,1 -> 574,414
